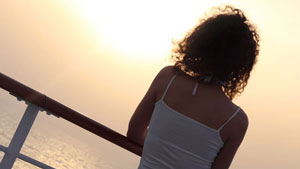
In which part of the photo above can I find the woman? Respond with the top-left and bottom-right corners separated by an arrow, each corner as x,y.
127,5 -> 259,169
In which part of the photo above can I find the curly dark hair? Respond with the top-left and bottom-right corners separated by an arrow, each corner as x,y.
172,5 -> 260,100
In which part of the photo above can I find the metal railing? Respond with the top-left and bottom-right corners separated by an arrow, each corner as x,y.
0,72 -> 142,168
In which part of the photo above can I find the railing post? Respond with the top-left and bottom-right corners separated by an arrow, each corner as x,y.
0,103 -> 39,169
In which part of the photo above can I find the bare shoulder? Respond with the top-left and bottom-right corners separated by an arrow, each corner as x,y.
211,108 -> 249,169
235,108 -> 249,131
228,107 -> 249,139
150,66 -> 177,101
152,65 -> 176,87
156,65 -> 176,79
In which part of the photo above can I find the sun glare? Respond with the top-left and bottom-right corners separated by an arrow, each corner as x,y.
68,0 -> 225,61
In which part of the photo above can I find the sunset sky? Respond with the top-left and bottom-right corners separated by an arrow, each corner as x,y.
0,0 -> 299,168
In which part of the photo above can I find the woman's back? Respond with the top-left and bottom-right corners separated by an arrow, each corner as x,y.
158,69 -> 239,133
138,67 -> 244,169
127,5 -> 258,169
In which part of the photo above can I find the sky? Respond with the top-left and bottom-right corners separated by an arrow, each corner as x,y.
0,0 -> 299,168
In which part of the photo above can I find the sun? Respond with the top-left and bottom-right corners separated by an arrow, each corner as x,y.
67,0 -> 225,62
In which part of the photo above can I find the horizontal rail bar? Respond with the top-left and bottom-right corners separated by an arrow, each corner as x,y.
0,72 -> 142,156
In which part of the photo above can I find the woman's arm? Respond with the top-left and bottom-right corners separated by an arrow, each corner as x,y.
127,66 -> 174,145
126,82 -> 157,145
211,110 -> 249,169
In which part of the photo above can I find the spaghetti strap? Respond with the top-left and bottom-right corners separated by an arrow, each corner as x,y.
161,73 -> 177,100
217,107 -> 241,131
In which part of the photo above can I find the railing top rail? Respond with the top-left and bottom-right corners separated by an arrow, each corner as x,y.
0,72 -> 142,156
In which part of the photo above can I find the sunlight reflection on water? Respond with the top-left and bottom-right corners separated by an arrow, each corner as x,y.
0,100 -> 113,169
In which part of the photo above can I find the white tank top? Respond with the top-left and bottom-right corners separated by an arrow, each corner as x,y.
138,74 -> 240,169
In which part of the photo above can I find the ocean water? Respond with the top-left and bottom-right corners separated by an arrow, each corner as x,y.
0,105 -> 112,169
0,90 -> 138,169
